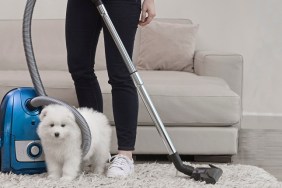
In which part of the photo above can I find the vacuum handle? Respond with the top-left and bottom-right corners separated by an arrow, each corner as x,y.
91,0 -> 103,7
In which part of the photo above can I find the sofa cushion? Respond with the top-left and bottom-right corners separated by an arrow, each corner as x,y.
0,70 -> 240,127
137,20 -> 199,72
133,18 -> 193,65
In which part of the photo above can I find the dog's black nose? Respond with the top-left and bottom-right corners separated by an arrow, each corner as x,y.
54,132 -> 60,137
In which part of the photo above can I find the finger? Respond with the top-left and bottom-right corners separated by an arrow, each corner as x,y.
147,15 -> 155,24
141,10 -> 147,22
141,10 -> 156,25
139,18 -> 147,26
143,16 -> 153,26
138,20 -> 144,26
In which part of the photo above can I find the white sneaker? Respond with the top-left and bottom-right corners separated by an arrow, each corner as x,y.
106,155 -> 134,178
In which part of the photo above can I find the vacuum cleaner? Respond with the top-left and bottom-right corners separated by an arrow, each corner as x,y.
0,0 -> 223,184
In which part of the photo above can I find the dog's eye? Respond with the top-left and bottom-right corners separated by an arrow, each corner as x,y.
50,124 -> 54,127
61,124 -> 65,127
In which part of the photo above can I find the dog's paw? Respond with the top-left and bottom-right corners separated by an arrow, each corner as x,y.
94,167 -> 105,174
47,174 -> 60,180
60,176 -> 76,181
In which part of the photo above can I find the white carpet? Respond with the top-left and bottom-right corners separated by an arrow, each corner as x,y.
0,163 -> 281,188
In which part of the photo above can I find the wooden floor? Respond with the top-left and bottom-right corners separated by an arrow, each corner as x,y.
233,129 -> 282,181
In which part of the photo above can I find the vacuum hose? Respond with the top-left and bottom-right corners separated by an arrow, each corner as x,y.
23,0 -> 91,157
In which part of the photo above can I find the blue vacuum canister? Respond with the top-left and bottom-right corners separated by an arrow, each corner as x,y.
0,87 -> 46,174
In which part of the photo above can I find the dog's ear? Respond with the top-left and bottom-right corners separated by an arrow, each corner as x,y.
67,111 -> 76,122
39,107 -> 48,121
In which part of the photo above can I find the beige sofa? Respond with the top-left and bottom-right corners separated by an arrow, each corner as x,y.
0,18 -> 243,160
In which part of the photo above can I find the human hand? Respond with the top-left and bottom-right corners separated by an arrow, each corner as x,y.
139,0 -> 156,26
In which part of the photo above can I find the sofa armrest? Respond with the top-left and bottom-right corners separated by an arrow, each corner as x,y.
194,50 -> 244,97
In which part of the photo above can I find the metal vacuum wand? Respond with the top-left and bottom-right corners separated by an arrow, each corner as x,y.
91,0 -> 223,184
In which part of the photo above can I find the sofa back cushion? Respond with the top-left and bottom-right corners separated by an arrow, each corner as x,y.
0,20 -> 28,71
136,19 -> 198,72
0,20 -> 66,71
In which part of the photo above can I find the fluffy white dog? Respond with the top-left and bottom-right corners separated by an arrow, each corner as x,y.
37,104 -> 112,181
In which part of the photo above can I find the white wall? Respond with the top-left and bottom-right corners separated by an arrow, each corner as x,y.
1,0 -> 282,117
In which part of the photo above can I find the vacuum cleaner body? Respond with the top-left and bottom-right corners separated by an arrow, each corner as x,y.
0,87 -> 46,174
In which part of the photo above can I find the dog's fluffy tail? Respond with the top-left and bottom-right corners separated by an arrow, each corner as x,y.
77,107 -> 112,161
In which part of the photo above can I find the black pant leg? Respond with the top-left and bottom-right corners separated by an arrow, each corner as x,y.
102,0 -> 141,150
66,0 -> 104,112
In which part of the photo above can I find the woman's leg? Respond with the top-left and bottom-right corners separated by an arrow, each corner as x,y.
66,0 -> 103,112
102,0 -> 141,155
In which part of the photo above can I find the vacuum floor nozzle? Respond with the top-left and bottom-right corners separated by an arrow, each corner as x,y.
191,164 -> 223,184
